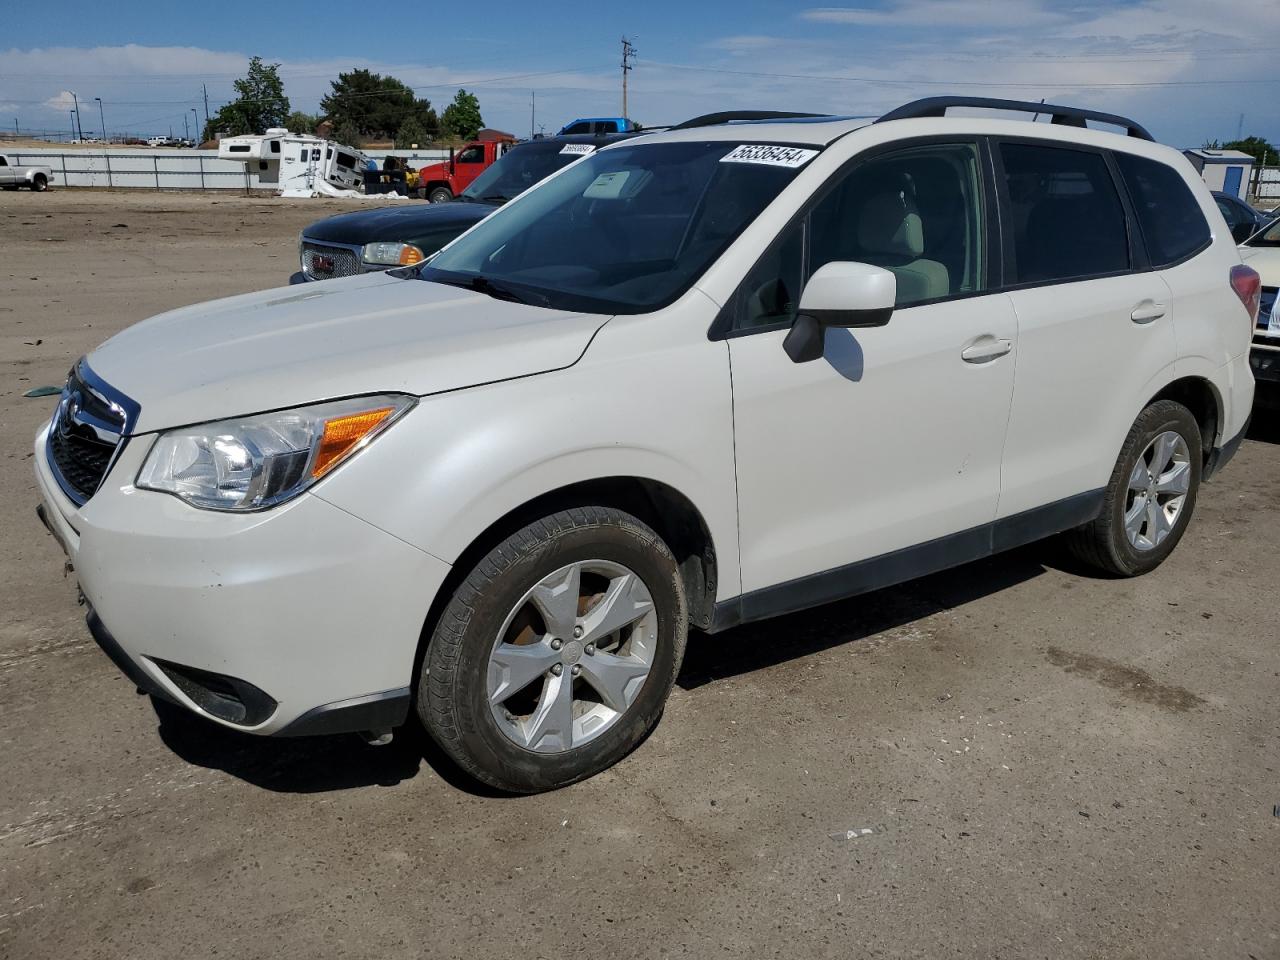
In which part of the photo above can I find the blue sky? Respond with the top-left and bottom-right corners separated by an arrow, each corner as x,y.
2,0 -> 1277,149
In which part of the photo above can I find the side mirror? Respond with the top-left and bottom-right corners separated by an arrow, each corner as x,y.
783,262 -> 896,364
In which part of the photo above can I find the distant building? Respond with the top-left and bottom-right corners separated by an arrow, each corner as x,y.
1183,148 -> 1255,200
477,128 -> 516,142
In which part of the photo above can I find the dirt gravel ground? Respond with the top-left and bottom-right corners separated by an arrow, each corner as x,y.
2,190 -> 1278,960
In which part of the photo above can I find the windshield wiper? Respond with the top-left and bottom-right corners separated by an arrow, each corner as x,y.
430,273 -> 546,307
478,194 -> 510,203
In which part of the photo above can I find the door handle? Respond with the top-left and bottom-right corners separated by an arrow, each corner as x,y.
1130,300 -> 1167,324
961,337 -> 1013,364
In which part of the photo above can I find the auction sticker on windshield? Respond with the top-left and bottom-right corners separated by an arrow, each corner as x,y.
720,144 -> 819,168
560,144 -> 595,156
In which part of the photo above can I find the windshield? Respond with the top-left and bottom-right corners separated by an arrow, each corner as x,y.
460,141 -> 588,204
1246,215 -> 1280,247
423,140 -> 818,314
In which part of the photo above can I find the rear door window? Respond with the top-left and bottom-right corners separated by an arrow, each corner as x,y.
999,142 -> 1130,284
1113,153 -> 1212,266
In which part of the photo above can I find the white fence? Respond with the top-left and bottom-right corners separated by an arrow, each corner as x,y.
1255,166 -> 1280,202
5,148 -> 450,192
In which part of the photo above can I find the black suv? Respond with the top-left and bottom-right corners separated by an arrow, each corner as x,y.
291,131 -> 643,283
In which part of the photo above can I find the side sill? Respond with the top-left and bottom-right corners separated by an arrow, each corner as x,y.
709,489 -> 1103,633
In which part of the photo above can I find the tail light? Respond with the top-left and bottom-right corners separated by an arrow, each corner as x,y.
1230,263 -> 1261,330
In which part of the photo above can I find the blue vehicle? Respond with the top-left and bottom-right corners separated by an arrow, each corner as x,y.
556,117 -> 638,135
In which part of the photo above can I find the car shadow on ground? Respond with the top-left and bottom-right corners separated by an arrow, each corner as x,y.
153,542 -> 1059,796
1247,387 -> 1280,443
153,698 -> 509,798
678,543 -> 1053,689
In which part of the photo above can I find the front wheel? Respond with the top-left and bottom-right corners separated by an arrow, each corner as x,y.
420,507 -> 688,793
427,186 -> 452,204
1065,399 -> 1202,576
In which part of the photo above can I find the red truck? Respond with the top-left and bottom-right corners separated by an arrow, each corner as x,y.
418,136 -> 516,203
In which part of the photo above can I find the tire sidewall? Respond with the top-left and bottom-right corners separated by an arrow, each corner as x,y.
427,516 -> 686,792
1107,403 -> 1202,575
428,187 -> 452,203
31,175 -> 47,192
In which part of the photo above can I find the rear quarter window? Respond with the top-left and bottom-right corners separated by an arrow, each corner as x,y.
1114,153 -> 1211,267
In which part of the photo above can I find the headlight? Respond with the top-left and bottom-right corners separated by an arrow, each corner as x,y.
362,242 -> 425,266
137,394 -> 415,511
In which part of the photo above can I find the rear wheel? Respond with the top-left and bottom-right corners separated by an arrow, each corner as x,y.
1065,399 -> 1202,576
420,507 -> 688,793
428,186 -> 453,204
29,174 -> 47,192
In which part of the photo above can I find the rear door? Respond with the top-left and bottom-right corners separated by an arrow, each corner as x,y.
995,140 -> 1177,520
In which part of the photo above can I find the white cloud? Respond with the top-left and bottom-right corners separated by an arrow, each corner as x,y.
42,90 -> 76,111
803,0 -> 1065,29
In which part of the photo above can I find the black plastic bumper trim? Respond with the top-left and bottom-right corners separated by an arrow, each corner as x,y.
85,609 -> 177,704
275,688 -> 412,737
1205,418 -> 1249,480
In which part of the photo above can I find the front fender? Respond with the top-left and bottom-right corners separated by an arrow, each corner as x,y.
311,317 -> 742,599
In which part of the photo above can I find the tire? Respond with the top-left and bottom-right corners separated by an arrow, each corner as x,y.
420,506 -> 688,793
427,186 -> 453,204
1065,399 -> 1202,576
29,174 -> 47,192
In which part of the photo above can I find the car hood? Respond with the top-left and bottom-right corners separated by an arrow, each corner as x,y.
304,201 -> 495,245
87,271 -> 609,433
1239,245 -> 1280,286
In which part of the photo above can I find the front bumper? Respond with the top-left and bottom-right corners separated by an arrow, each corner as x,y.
34,423 -> 450,736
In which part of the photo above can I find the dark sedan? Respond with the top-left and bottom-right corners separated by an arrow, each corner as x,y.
291,131 -> 642,283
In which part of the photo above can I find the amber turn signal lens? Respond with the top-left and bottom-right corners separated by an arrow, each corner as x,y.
398,244 -> 425,266
312,407 -> 394,478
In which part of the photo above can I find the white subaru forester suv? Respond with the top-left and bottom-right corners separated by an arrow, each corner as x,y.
36,97 -> 1259,792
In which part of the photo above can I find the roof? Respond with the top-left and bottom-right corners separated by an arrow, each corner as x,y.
1184,148 -> 1254,162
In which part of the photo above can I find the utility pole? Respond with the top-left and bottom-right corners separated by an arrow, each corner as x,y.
70,91 -> 84,140
202,83 -> 211,127
192,108 -> 199,143
620,36 -> 636,120
183,112 -> 189,142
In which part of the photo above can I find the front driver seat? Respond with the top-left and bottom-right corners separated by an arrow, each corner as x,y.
855,189 -> 950,304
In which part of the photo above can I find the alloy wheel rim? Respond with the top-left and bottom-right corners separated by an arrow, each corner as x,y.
486,559 -> 657,754
1124,430 -> 1191,552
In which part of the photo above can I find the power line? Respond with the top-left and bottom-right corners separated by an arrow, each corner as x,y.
640,59 -> 1280,89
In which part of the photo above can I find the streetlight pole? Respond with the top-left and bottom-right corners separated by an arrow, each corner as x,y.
191,108 -> 199,145
94,97 -> 112,188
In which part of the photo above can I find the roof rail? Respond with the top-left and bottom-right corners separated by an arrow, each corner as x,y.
876,96 -> 1154,142
672,111 -> 831,131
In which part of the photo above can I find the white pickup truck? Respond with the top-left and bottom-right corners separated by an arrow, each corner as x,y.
0,154 -> 52,191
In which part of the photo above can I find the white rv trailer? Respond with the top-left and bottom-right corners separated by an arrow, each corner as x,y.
218,127 -> 369,197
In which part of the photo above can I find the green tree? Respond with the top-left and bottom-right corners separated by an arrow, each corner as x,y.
320,69 -> 438,141
441,89 -> 483,142
286,110 -> 318,134
1223,136 -> 1277,165
395,116 -> 429,149
333,120 -> 363,149
203,56 -> 290,140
